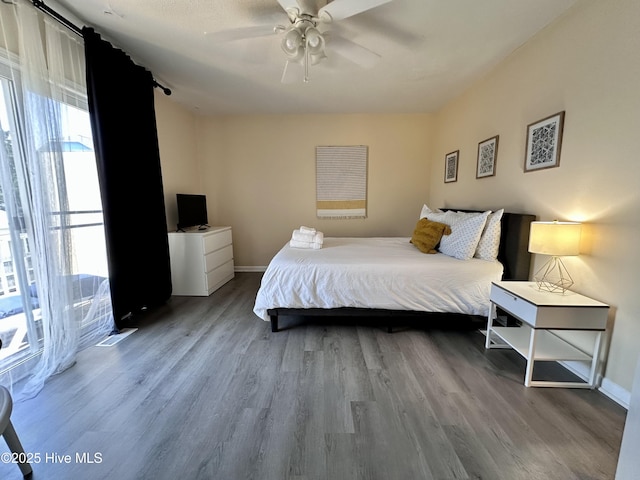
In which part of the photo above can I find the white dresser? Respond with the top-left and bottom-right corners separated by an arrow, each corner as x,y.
168,226 -> 234,296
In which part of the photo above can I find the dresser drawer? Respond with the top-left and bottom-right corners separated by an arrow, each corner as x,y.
491,283 -> 538,325
206,259 -> 235,295
203,229 -> 232,254
204,244 -> 233,273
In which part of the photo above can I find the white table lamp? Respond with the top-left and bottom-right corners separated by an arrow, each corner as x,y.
528,221 -> 582,293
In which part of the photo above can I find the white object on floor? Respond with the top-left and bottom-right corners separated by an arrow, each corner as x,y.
96,328 -> 138,347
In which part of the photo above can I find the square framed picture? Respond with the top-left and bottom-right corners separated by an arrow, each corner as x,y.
444,150 -> 459,183
525,111 -> 565,172
476,135 -> 499,178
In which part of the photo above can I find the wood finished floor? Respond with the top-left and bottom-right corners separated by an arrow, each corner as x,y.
0,273 -> 626,480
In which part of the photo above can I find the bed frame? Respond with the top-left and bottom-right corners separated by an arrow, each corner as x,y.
267,210 -> 535,332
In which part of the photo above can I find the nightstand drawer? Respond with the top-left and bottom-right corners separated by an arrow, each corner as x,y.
490,283 -> 537,324
490,282 -> 608,329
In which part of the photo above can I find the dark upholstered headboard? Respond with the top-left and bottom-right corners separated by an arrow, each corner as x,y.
443,209 -> 536,281
498,212 -> 536,280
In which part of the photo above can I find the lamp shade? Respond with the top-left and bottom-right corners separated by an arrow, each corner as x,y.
528,221 -> 582,256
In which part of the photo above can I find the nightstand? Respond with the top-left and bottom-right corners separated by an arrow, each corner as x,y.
485,281 -> 609,388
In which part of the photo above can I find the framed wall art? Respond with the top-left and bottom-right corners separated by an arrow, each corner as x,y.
524,111 -> 565,172
476,135 -> 499,178
444,150 -> 459,183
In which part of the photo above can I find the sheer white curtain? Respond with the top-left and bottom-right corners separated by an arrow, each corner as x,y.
0,1 -> 115,398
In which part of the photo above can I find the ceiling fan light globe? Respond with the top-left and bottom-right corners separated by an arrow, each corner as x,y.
305,28 -> 325,56
282,28 -> 302,53
305,27 -> 321,45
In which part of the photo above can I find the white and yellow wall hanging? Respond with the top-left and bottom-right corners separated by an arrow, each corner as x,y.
316,145 -> 368,219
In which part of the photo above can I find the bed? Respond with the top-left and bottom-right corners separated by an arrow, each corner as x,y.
254,209 -> 535,332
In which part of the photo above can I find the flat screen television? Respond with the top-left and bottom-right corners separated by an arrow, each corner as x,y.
176,194 -> 209,231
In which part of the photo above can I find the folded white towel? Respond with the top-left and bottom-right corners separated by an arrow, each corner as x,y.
292,229 -> 315,242
290,239 -> 322,249
299,226 -> 316,234
292,229 -> 324,245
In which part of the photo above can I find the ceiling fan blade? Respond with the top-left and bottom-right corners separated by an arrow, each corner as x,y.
280,61 -> 303,84
329,35 -> 381,68
319,0 -> 393,22
204,25 -> 280,43
277,0 -> 301,15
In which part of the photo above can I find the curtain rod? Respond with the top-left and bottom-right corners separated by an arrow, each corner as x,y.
29,0 -> 171,95
32,0 -> 81,36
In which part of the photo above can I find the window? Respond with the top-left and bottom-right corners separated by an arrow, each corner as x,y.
0,53 -> 110,375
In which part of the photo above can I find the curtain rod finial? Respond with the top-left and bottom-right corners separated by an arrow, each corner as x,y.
153,80 -> 171,96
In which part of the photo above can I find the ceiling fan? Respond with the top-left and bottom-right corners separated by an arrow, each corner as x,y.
207,0 -> 394,83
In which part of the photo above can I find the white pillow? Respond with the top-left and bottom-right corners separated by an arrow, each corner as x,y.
475,208 -> 504,261
419,205 -> 496,260
438,210 -> 490,260
419,204 -> 442,219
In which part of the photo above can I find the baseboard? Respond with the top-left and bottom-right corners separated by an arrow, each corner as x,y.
234,266 -> 267,273
600,377 -> 631,409
560,360 -> 630,409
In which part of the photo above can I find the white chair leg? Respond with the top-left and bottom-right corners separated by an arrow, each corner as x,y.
3,420 -> 32,477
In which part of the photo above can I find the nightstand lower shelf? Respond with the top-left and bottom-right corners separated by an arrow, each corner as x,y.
486,325 -> 603,388
491,326 -> 592,361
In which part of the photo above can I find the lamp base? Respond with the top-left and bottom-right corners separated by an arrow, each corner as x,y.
534,256 -> 574,294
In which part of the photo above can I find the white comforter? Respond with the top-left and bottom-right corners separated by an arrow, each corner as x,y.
253,237 -> 503,321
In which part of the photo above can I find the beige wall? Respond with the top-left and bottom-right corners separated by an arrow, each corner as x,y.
0,3 -> 19,54
196,114 -> 433,267
155,91 -> 201,231
429,0 -> 640,392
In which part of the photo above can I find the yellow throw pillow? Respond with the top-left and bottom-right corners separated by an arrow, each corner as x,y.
411,218 -> 452,254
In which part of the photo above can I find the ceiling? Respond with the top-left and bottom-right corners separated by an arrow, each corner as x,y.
53,0 -> 580,115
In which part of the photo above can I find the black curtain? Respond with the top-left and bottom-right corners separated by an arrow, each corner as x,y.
83,28 -> 171,327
